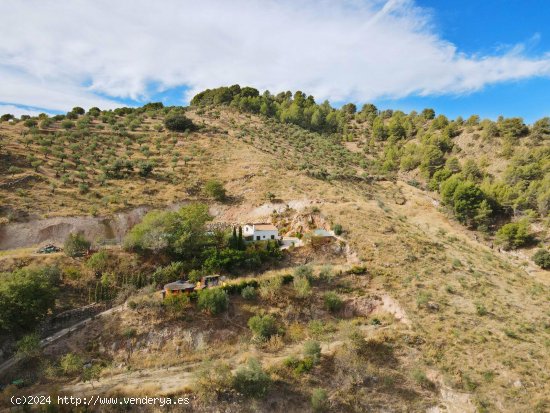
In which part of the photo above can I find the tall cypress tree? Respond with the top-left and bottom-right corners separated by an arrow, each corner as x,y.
230,227 -> 238,249
238,226 -> 245,250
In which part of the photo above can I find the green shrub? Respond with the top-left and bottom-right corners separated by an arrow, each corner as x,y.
151,262 -> 185,286
204,180 -> 226,201
137,160 -> 155,177
64,233 -> 91,257
193,360 -> 233,401
411,368 -> 434,389
348,265 -> 368,275
284,355 -> 314,374
331,224 -> 343,235
248,314 -> 277,341
61,119 -> 75,129
197,288 -> 228,315
86,250 -> 109,273
81,364 -> 102,385
24,119 -> 38,128
16,333 -> 41,359
495,220 -> 533,250
78,183 -> 89,194
0,266 -> 59,333
241,285 -> 257,300
311,388 -> 329,412
475,302 -> 488,316
323,292 -> 343,312
294,265 -> 313,280
123,204 -> 211,258
71,106 -> 85,115
258,276 -> 284,300
164,114 -> 195,132
233,358 -> 271,398
60,353 -> 83,376
303,340 -> 322,364
532,249 -> 550,269
318,265 -> 333,282
293,274 -> 311,298
163,294 -> 190,315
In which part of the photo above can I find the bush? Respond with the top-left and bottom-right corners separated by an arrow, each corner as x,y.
258,276 -> 284,301
193,360 -> 233,401
24,119 -> 37,128
60,353 -> 83,376
16,333 -> 41,359
151,262 -> 185,286
452,181 -> 485,226
293,274 -> 311,298
241,285 -> 257,300
532,249 -> 550,269
137,160 -> 155,177
0,266 -> 59,333
248,314 -> 277,341
164,114 -> 195,132
323,292 -> 343,312
311,388 -> 329,412
495,220 -> 533,250
124,203 -> 211,258
78,183 -> 89,194
411,368 -> 435,389
86,250 -> 110,274
332,223 -> 343,235
64,233 -> 91,257
163,294 -> 190,315
318,265 -> 333,282
197,288 -> 228,315
233,358 -> 271,398
294,265 -> 313,280
61,119 -> 75,129
284,355 -> 314,374
204,180 -> 226,201
303,340 -> 322,364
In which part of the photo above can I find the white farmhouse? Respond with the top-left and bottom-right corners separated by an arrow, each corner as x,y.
243,223 -> 280,242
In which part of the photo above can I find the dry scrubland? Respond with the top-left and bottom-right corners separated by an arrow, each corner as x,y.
0,103 -> 549,412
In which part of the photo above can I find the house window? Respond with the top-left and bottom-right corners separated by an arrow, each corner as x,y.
263,235 -> 265,239
271,235 -> 275,239
256,236 -> 260,240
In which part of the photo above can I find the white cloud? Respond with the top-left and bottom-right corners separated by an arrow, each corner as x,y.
0,104 -> 47,118
1,0 -> 550,111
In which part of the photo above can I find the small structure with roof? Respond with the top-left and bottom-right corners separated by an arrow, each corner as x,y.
195,274 -> 225,290
162,280 -> 196,298
243,223 -> 280,242
310,228 -> 336,247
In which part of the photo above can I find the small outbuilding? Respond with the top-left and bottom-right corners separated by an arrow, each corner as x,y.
195,275 -> 225,290
162,280 -> 196,298
311,228 -> 336,247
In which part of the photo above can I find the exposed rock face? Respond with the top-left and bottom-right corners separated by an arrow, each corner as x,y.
0,206 -> 150,250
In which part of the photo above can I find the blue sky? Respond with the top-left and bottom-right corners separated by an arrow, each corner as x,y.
376,0 -> 550,122
1,0 -> 549,123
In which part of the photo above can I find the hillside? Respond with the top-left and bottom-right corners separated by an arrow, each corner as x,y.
0,90 -> 549,412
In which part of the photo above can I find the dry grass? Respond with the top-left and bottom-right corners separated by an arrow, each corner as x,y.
1,108 -> 549,412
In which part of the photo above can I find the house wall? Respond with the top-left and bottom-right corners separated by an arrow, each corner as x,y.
251,229 -> 279,241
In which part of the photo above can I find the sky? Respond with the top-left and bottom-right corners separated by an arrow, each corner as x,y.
1,0 -> 549,123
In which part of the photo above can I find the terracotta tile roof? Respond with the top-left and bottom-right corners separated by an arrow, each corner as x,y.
254,224 -> 278,231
